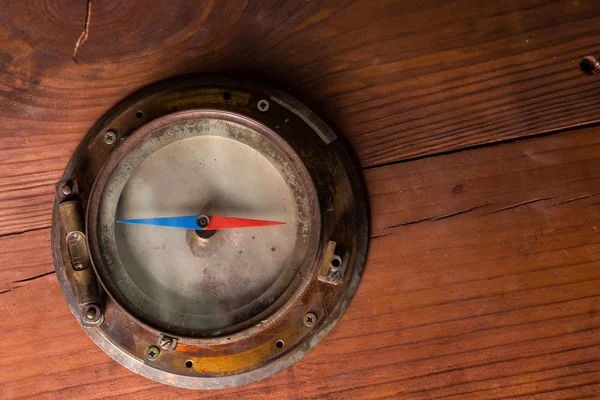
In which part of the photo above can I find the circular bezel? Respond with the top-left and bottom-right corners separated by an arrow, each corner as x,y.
87,109 -> 322,338
51,77 -> 368,389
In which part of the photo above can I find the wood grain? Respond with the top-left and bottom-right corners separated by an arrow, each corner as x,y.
2,127 -> 599,399
0,228 -> 53,294
3,0 -> 600,235
367,125 -> 600,237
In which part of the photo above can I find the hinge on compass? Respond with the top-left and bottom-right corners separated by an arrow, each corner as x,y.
57,180 -> 103,327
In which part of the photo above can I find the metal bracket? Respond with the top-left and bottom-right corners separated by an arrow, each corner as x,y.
58,180 -> 103,325
81,303 -> 104,327
318,241 -> 349,285
157,334 -> 178,350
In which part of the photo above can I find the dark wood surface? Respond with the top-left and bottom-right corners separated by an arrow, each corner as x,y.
1,1 -> 600,398
3,0 -> 600,236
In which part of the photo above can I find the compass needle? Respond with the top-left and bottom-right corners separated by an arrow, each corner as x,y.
117,215 -> 286,230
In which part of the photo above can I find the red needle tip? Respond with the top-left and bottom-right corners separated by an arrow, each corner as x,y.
205,216 -> 286,230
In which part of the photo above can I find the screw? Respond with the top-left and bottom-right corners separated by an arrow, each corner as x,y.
60,184 -> 72,196
304,312 -> 317,327
580,56 -> 600,75
159,336 -> 172,349
257,99 -> 270,112
103,130 -> 117,145
146,346 -> 160,360
196,215 -> 210,228
82,304 -> 101,323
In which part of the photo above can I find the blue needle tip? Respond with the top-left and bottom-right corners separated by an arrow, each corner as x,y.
117,216 -> 201,230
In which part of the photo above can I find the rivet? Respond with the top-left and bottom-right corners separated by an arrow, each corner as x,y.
60,184 -> 72,196
82,304 -> 101,323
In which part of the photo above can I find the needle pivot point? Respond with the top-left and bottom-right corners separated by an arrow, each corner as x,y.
196,215 -> 210,229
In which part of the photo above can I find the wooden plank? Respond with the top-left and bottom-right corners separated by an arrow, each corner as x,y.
367,126 -> 600,237
0,229 -> 53,294
1,128 -> 599,399
3,0 -> 600,235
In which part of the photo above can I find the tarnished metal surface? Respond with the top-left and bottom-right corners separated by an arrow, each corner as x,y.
51,77 -> 368,389
270,91 -> 337,144
58,200 -> 101,308
65,231 -> 89,271
318,240 -> 349,285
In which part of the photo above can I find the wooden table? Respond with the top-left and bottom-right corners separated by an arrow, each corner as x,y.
2,1 -> 600,398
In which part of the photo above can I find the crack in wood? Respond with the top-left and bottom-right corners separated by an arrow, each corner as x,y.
72,0 -> 92,63
0,270 -> 55,295
0,225 -> 50,239
382,204 -> 489,231
431,204 -> 489,222
549,192 -> 600,207
12,270 -> 56,284
372,192 -> 592,239
486,197 -> 557,215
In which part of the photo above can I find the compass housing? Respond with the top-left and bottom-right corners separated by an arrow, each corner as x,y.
52,77 -> 368,389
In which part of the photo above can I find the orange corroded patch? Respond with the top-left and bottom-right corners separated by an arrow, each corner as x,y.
161,88 -> 251,110
174,325 -> 304,375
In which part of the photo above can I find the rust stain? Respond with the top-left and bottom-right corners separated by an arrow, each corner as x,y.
162,89 -> 250,111
175,323 -> 304,374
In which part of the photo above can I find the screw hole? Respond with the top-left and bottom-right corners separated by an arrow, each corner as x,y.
580,56 -> 599,75
331,256 -> 342,268
276,340 -> 284,349
223,92 -> 232,100
185,360 -> 193,368
135,111 -> 144,119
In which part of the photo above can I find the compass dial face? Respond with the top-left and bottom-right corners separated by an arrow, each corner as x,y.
94,111 -> 320,336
